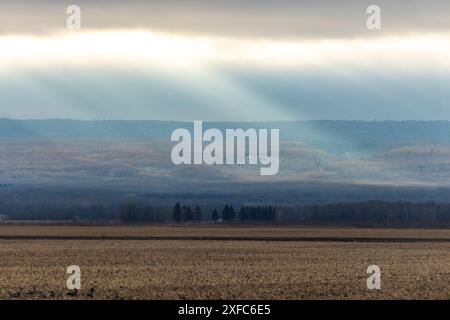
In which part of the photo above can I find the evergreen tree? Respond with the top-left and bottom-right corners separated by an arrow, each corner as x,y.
212,209 -> 219,222
239,207 -> 245,221
229,205 -> 236,221
222,205 -> 230,221
194,205 -> 202,222
173,202 -> 181,222
185,206 -> 193,222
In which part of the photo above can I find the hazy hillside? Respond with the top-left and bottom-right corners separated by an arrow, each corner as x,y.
2,119 -> 450,153
1,120 -> 450,205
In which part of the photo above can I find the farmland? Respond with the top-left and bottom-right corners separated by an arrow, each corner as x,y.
0,226 -> 449,299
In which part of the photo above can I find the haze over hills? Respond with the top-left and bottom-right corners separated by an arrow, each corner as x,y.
2,119 -> 450,141
1,119 -> 450,206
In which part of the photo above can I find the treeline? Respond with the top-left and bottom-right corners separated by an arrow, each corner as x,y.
172,203 -> 202,222
170,203 -> 277,223
0,203 -> 112,221
2,201 -> 450,227
114,202 -> 278,223
116,202 -> 160,223
288,201 -> 450,227
238,206 -> 276,221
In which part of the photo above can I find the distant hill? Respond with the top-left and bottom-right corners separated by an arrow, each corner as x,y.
2,119 -> 450,154
2,119 -> 450,206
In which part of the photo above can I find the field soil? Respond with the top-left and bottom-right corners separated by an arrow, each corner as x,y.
0,226 -> 448,300
1,225 -> 450,240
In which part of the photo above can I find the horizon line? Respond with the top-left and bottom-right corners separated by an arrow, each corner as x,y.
2,118 -> 450,123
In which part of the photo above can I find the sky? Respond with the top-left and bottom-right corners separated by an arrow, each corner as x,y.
0,0 -> 449,121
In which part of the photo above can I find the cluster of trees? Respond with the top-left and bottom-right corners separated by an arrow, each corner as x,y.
116,203 -> 159,223
238,206 -> 277,221
3,200 -> 450,227
172,203 -> 202,222
290,201 -> 450,227
0,203 -> 112,221
172,203 -> 277,223
221,205 -> 236,221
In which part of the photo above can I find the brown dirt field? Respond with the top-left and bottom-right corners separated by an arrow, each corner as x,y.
0,226 -> 448,300
0,225 -> 450,240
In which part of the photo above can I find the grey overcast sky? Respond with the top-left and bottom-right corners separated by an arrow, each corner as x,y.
0,0 -> 449,120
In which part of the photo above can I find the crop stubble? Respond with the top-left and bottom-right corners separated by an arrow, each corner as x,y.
0,227 -> 449,300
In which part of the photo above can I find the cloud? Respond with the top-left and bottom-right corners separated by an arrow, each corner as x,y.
1,0 -> 449,38
0,1 -> 449,121
1,31 -> 449,70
